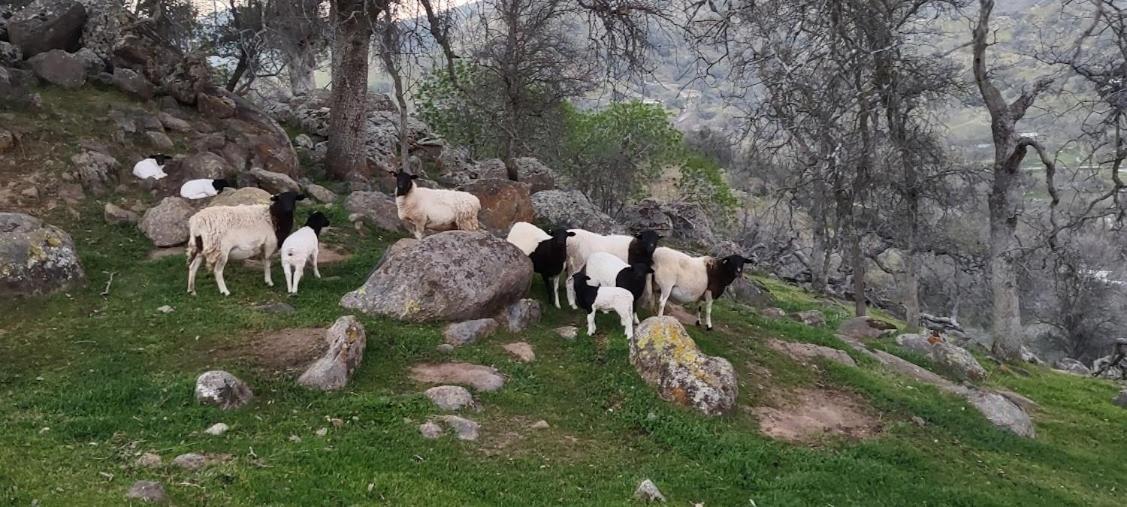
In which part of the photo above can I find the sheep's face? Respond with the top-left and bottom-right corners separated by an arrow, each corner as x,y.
270,192 -> 306,215
720,255 -> 750,278
546,229 -> 575,249
149,154 -> 172,166
211,179 -> 232,193
390,170 -> 418,197
633,230 -> 662,258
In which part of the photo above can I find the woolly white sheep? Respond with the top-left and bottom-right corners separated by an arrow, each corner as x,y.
132,154 -> 172,180
390,170 -> 481,239
186,192 -> 305,296
583,251 -> 654,324
651,246 -> 750,330
506,222 -> 575,308
564,229 -> 661,310
573,271 -> 635,343
180,178 -> 232,200
281,211 -> 330,294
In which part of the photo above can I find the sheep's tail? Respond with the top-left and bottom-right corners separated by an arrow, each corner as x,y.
458,213 -> 480,231
186,231 -> 203,265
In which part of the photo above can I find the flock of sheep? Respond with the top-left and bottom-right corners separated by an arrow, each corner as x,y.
167,161 -> 750,342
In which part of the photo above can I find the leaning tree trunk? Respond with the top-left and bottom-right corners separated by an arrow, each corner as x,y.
326,0 -> 374,181
288,47 -> 318,95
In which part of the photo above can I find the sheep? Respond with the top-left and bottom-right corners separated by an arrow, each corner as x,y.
582,251 -> 654,324
573,271 -> 635,343
564,229 -> 662,310
186,191 -> 305,296
389,169 -> 481,239
132,154 -> 172,180
506,221 -> 575,308
180,178 -> 232,200
280,211 -> 330,295
651,246 -> 751,330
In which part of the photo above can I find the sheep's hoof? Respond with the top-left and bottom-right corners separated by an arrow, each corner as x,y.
706,325 -> 713,331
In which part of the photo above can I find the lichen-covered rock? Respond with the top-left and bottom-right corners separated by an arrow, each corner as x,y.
70,149 -> 119,195
510,157 -> 557,193
896,333 -> 987,382
341,231 -> 533,322
966,389 -> 1035,438
28,49 -> 87,88
424,385 -> 475,411
8,0 -> 88,58
344,191 -> 403,232
207,187 -> 271,207
443,318 -> 498,346
460,178 -> 534,234
498,298 -> 541,333
297,316 -> 367,391
0,213 -> 85,297
630,317 -> 738,415
249,167 -> 300,194
194,370 -> 253,410
531,189 -> 620,232
139,197 -> 194,247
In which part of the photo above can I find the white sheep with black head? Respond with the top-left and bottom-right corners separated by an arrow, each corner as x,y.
281,211 -> 330,294
390,169 -> 481,239
563,229 -> 662,309
650,246 -> 751,330
506,221 -> 575,308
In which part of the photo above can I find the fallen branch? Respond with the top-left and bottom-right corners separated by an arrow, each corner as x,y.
100,271 -> 116,297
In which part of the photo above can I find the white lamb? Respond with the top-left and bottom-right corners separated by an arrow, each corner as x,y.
186,192 -> 305,296
281,211 -> 330,294
389,170 -> 480,239
573,271 -> 635,343
651,246 -> 751,330
583,252 -> 654,324
132,154 -> 172,180
564,229 -> 661,309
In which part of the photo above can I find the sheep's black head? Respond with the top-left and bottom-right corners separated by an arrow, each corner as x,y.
572,272 -> 591,287
149,154 -> 172,166
270,191 -> 306,214
632,230 -> 662,258
546,228 -> 576,249
305,211 -> 330,235
388,169 -> 418,197
719,255 -> 750,278
211,179 -> 232,193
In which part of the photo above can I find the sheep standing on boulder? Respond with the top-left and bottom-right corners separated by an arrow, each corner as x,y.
390,170 -> 481,239
582,251 -> 654,324
651,246 -> 750,330
564,229 -> 661,310
180,178 -> 232,200
132,154 -> 172,180
573,271 -> 635,343
506,221 -> 575,308
186,192 -> 305,296
281,211 -> 330,294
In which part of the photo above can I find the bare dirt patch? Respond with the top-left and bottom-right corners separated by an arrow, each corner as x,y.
213,328 -> 326,373
752,387 -> 882,443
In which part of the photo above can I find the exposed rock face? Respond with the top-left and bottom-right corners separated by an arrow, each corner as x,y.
208,187 -> 271,207
531,189 -> 620,232
194,370 -> 253,410
630,317 -> 738,416
409,362 -> 506,392
0,213 -> 85,297
766,339 -> 856,367
965,389 -> 1036,438
341,231 -> 533,322
498,299 -> 541,333
297,316 -> 367,391
344,191 -> 403,232
8,0 -> 88,58
793,310 -> 826,327
424,385 -> 475,411
0,41 -> 22,66
28,49 -> 87,88
1053,358 -> 1091,376
837,316 -> 896,341
249,167 -> 300,194
621,199 -> 716,248
139,197 -> 194,247
460,179 -> 534,234
443,318 -> 498,347
510,157 -> 557,193
896,333 -> 987,382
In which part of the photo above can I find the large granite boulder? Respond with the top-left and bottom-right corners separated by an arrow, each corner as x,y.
7,0 -> 87,58
0,213 -> 85,297
531,189 -> 620,232
28,49 -> 87,88
460,179 -> 534,234
510,157 -> 557,193
896,333 -> 987,382
341,231 -> 533,322
139,197 -> 194,247
620,198 -> 716,248
343,191 -> 403,232
630,317 -> 738,416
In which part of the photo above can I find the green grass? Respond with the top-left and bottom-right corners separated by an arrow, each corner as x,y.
2,200 -> 1126,506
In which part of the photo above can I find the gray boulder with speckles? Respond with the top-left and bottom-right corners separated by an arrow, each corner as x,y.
0,213 -> 85,297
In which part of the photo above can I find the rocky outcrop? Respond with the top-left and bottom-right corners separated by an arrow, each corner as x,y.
7,0 -> 88,58
139,197 -> 194,247
194,370 -> 253,410
531,189 -> 620,232
837,316 -> 896,341
460,179 -> 534,234
630,317 -> 738,416
70,149 -> 118,195
896,333 -> 987,382
621,199 -> 716,248
344,191 -> 402,232
341,231 -> 533,322
766,338 -> 856,367
965,389 -> 1036,438
28,49 -> 87,88
0,213 -> 85,297
510,157 -> 557,193
297,316 -> 367,391
1053,358 -> 1090,376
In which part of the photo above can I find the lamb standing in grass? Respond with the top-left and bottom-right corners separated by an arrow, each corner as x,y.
564,229 -> 661,309
132,154 -> 172,180
651,246 -> 750,330
186,192 -> 305,296
180,178 -> 232,200
582,251 -> 654,324
390,169 -> 481,239
281,211 -> 330,294
573,271 -> 635,343
506,221 -> 575,308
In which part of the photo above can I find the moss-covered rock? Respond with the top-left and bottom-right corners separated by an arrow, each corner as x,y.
0,212 -> 85,297
630,317 -> 737,415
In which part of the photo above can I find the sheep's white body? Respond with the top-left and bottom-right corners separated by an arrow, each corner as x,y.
651,246 -> 715,328
186,205 -> 277,296
564,229 -> 635,309
396,184 -> 481,239
586,286 -> 635,342
132,159 -> 167,180
506,221 -> 551,256
180,179 -> 220,200
584,252 -> 641,324
280,226 -> 321,294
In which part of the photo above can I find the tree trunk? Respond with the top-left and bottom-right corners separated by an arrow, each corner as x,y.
810,174 -> 830,292
326,0 -> 374,181
377,12 -> 410,173
288,47 -> 317,95
989,160 -> 1024,361
850,228 -> 866,316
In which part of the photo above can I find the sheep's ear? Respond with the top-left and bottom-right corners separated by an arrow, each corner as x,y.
567,231 -> 576,237
270,195 -> 278,202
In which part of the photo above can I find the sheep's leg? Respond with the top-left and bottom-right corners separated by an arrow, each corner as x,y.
541,272 -> 554,305
214,252 -> 231,296
293,260 -> 305,294
565,266 -> 578,309
262,249 -> 273,287
704,291 -> 714,331
619,309 -> 634,344
312,248 -> 321,278
550,275 -> 561,309
187,255 -> 203,296
283,261 -> 294,294
586,311 -> 597,337
657,284 -> 674,317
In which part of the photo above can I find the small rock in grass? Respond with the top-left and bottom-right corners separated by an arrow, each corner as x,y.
435,415 -> 480,441
204,423 -> 229,436
315,427 -> 328,437
760,307 -> 787,319
156,305 -> 174,314
171,452 -> 206,471
502,341 -> 536,362
793,310 -> 826,327
530,420 -> 550,430
134,452 -> 162,468
554,326 -> 578,340
443,318 -> 498,347
288,435 -> 302,443
330,418 -> 345,428
419,421 -> 443,439
1114,389 -> 1127,408
424,385 -> 475,411
194,370 -> 253,410
126,480 -> 167,503
634,479 -> 666,502
436,343 -> 455,353
911,416 -> 927,427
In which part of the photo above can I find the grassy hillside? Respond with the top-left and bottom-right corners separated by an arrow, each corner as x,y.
2,195 -> 1126,505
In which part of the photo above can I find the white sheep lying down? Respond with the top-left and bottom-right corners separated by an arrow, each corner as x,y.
651,246 -> 750,330
390,170 -> 480,239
